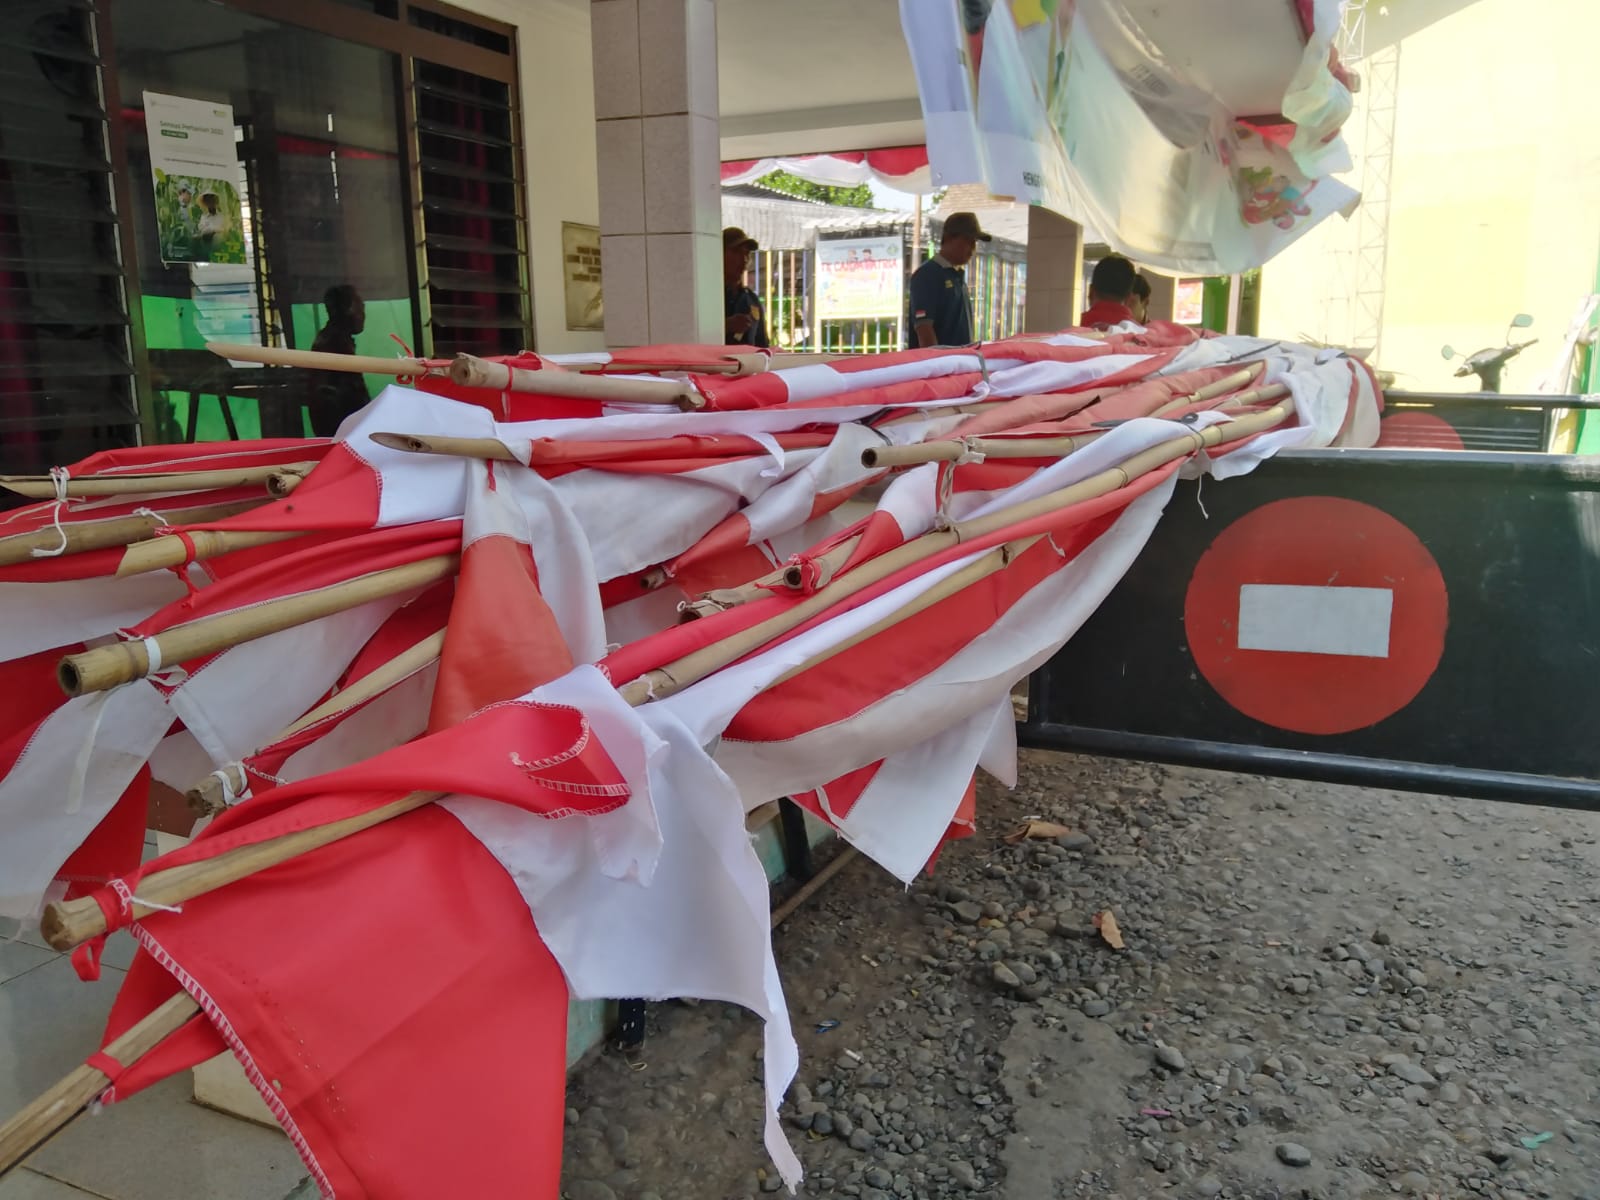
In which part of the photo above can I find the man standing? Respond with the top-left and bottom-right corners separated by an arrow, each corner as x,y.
305,284 -> 370,437
1080,254 -> 1139,328
723,227 -> 769,348
908,211 -> 991,348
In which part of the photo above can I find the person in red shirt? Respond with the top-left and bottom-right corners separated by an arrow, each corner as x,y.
1080,254 -> 1138,329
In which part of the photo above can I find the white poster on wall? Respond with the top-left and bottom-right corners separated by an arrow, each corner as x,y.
143,91 -> 245,266
816,237 -> 905,321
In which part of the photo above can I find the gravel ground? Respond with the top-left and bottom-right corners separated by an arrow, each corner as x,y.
559,750 -> 1600,1200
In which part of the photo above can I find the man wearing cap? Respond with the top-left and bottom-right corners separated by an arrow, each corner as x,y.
908,211 -> 990,348
723,227 -> 769,348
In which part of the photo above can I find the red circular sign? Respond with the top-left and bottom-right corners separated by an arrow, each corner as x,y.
1184,497 -> 1448,735
1376,412 -> 1464,451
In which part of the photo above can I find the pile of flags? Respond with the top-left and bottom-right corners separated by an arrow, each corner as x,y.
0,324 -> 1380,1197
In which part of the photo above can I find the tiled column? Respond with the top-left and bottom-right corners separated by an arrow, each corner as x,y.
1144,270 -> 1177,322
1023,207 -> 1083,333
590,0 -> 722,347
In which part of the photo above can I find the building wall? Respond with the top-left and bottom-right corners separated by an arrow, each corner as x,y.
1258,0 -> 1600,394
452,0 -> 607,354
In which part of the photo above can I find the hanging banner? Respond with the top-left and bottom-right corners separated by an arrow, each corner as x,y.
898,0 -> 1359,275
816,237 -> 905,321
143,91 -> 246,266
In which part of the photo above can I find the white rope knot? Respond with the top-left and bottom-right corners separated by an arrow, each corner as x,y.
109,877 -> 183,917
131,506 -> 170,527
952,438 -> 987,466
210,767 -> 243,808
30,467 -> 72,558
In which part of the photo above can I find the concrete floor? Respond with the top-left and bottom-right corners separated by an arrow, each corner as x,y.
0,835 -> 303,1200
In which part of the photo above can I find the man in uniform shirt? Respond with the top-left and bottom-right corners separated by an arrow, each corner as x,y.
908,211 -> 991,348
723,227 -> 769,348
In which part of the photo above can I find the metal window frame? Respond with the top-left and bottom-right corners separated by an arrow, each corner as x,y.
101,0 -> 530,443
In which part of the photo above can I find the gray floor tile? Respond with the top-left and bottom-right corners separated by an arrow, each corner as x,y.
0,956 -> 123,1115
26,1074 -> 302,1200
0,955 -> 300,1200
0,1168 -> 107,1199
0,941 -> 55,985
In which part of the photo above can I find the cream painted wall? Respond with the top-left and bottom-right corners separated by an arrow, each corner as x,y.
450,0 -> 608,353
1258,0 -> 1600,393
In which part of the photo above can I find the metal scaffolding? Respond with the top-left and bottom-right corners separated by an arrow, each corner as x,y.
1338,1 -> 1401,360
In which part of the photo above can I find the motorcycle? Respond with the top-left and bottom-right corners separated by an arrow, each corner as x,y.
1442,313 -> 1537,393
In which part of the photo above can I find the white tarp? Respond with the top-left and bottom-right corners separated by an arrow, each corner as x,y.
900,0 -> 1360,275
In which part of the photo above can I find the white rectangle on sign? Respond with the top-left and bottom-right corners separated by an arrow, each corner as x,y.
1237,585 -> 1393,658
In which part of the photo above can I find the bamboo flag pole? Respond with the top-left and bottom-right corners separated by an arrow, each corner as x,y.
1150,364 -> 1269,417
0,499 -> 270,569
0,991 -> 200,1175
864,431 -> 1103,469
186,629 -> 447,815
41,792 -> 446,950
56,554 -> 459,697
450,354 -> 704,410
207,341 -> 436,378
0,462 -> 320,500
863,382 -> 1292,470
367,432 -> 519,462
116,529 -> 304,577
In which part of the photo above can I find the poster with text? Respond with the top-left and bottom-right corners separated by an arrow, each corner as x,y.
144,91 -> 246,266
562,222 -> 604,331
816,237 -> 904,321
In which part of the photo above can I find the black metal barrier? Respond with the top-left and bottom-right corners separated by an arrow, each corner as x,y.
1378,390 -> 1600,453
1019,449 -> 1600,810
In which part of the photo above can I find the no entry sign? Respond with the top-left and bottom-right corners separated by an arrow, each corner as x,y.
1022,451 -> 1600,805
1183,496 -> 1448,735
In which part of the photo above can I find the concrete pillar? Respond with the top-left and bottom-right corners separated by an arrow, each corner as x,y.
1144,270 -> 1178,323
590,0 -> 722,347
1023,207 -> 1083,333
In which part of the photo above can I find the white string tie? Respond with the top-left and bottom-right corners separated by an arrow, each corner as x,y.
210,768 -> 241,808
30,467 -> 72,557
109,877 -> 184,916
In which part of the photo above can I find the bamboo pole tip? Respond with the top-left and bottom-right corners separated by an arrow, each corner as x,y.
448,355 -> 482,386
37,901 -> 80,951
186,775 -> 230,816
56,656 -> 86,698
266,473 -> 301,498
860,447 -> 884,468
368,432 -> 427,453
782,564 -> 805,588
